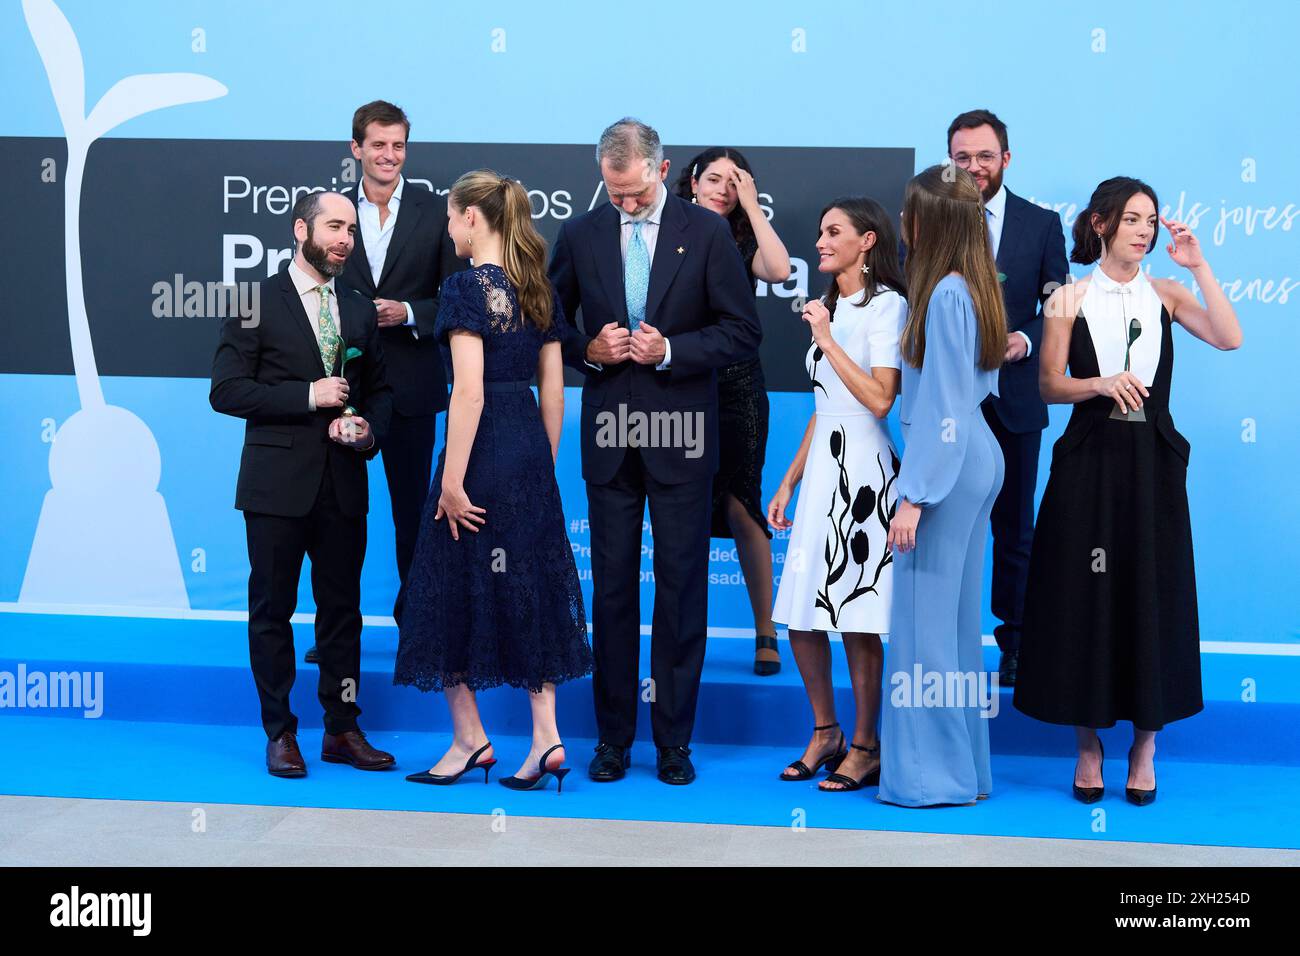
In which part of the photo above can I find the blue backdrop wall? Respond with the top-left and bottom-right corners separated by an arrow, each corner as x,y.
1,0 -> 1296,646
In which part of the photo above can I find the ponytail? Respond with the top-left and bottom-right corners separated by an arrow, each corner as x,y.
498,178 -> 553,330
448,169 -> 553,330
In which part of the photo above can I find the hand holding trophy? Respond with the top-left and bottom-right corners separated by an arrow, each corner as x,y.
330,347 -> 374,450
1107,317 -> 1147,421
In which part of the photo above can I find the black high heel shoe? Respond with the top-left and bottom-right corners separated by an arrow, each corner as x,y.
754,633 -> 781,676
499,743 -> 572,794
780,722 -> 847,781
819,742 -> 880,792
1073,738 -> 1105,804
1126,745 -> 1157,806
405,742 -> 496,785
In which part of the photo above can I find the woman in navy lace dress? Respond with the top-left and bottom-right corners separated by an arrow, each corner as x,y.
394,170 -> 591,791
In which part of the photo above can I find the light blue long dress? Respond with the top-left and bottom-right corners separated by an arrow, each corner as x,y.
879,274 -> 1004,807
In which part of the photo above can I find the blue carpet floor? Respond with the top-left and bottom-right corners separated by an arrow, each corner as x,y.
2,612 -> 1298,849
3,717 -> 1298,849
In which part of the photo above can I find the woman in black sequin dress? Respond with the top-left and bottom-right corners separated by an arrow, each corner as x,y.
674,148 -> 791,675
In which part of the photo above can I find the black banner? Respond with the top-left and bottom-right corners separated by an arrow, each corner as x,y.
1,137 -> 913,391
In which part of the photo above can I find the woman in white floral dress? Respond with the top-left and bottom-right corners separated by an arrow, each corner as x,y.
768,197 -> 906,792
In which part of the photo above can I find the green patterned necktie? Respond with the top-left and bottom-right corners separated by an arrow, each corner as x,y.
316,284 -> 340,374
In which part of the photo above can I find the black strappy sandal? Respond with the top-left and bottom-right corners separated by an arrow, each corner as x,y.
754,633 -> 781,676
499,743 -> 572,794
779,722 -> 847,781
405,741 -> 496,785
819,742 -> 881,792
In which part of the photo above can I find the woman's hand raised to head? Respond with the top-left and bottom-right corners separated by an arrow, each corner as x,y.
1161,215 -> 1204,270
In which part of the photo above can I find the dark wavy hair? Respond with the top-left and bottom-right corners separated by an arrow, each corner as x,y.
672,147 -> 757,250
818,196 -> 907,318
1071,176 -> 1160,265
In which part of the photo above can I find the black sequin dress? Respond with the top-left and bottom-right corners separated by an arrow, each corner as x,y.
710,236 -> 772,540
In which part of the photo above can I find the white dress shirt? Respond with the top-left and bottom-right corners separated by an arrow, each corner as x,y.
357,174 -> 417,335
592,182 -> 672,370
984,184 -> 1033,359
289,260 -> 336,411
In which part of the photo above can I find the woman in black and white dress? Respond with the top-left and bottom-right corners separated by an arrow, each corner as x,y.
1014,177 -> 1242,806
768,197 -> 907,791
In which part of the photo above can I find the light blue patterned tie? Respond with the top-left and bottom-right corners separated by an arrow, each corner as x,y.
625,220 -> 650,331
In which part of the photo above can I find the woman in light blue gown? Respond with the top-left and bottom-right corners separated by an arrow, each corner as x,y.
881,164 -> 1008,807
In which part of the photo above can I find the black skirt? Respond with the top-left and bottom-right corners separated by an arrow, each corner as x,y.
710,356 -> 772,540
1013,306 -> 1202,731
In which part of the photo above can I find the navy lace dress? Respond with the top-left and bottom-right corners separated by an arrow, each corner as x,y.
393,264 -> 591,693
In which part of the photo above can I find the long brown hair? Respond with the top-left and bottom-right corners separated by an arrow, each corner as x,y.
899,164 -> 1006,371
449,169 -> 553,330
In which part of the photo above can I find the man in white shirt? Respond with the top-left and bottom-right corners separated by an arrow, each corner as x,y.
317,101 -> 465,655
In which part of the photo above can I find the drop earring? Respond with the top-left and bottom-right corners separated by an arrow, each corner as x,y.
691,193 -> 698,204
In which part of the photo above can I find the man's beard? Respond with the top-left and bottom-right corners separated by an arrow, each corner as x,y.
303,232 -> 347,277
980,165 -> 1005,202
625,202 -> 656,222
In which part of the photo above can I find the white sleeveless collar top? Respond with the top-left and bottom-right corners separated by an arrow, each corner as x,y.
1080,266 -> 1164,386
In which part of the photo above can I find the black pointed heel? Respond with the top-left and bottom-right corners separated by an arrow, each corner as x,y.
1126,785 -> 1157,806
819,742 -> 880,792
1073,738 -> 1105,804
405,741 -> 496,785
754,633 -> 781,676
499,743 -> 571,793
1125,744 -> 1157,805
780,722 -> 847,781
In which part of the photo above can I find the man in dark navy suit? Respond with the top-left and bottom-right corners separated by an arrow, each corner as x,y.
211,191 -> 396,777
549,118 -> 761,785
948,109 -> 1068,685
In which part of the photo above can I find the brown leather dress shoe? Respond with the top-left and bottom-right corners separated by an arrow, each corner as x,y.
321,730 -> 396,770
266,731 -> 307,778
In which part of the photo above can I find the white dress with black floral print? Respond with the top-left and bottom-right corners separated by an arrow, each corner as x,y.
772,287 -> 904,634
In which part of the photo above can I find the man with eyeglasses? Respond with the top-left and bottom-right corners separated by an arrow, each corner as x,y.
946,108 -> 1067,687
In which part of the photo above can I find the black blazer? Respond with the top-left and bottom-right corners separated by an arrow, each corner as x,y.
548,193 -> 761,485
344,180 -> 465,417
209,267 -> 393,518
990,189 -> 1068,434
